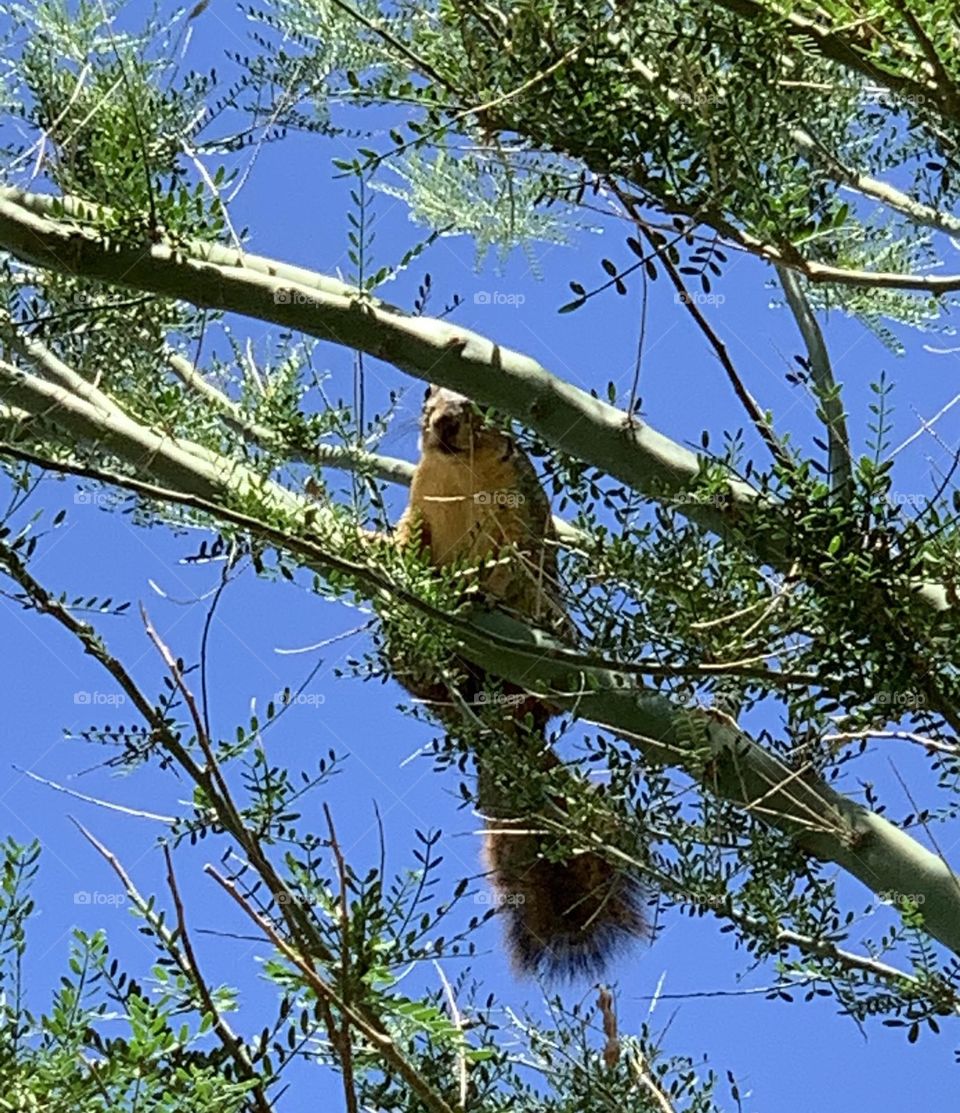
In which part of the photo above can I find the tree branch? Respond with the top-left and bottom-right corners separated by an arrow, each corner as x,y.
0,357 -> 315,522
615,59 -> 960,290
206,866 -> 460,1113
635,220 -> 791,472
712,0 -> 960,123
722,903 -> 958,1004
790,127 -> 960,238
0,186 -> 767,538
776,266 -> 853,495
165,347 -> 416,487
164,346 -> 587,546
72,819 -> 275,1113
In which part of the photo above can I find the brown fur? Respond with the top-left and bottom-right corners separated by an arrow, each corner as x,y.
390,386 -> 645,977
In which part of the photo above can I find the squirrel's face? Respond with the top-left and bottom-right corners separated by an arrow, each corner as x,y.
419,385 -> 512,458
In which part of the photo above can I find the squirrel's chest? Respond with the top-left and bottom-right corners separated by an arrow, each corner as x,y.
411,455 -> 528,566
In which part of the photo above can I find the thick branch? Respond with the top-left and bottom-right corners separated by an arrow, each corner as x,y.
451,609 -> 960,959
0,358 -> 314,522
0,187 -> 952,621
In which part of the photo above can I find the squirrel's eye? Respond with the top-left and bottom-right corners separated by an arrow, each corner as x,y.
423,385 -> 433,401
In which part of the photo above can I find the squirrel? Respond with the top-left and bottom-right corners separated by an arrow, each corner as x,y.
388,385 -> 646,977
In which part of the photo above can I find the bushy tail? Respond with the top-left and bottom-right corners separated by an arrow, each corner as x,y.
476,715 -> 647,978
387,647 -> 648,976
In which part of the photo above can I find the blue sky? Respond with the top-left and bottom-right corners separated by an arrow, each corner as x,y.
3,2 -> 960,1109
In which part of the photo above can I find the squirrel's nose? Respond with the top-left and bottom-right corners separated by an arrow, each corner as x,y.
432,411 -> 463,445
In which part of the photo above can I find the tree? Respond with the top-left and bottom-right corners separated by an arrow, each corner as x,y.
1,0 -> 960,1108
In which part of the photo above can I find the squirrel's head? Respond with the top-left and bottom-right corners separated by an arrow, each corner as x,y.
419,385 -> 513,459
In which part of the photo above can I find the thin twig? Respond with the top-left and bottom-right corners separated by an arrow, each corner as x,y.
140,604 -> 241,828
434,961 -> 468,1108
164,349 -> 417,487
326,0 -> 451,89
137,605 -> 332,959
791,127 -> 960,238
824,729 -> 959,758
887,760 -> 960,907
1,533 -> 333,971
633,221 -> 791,471
181,140 -> 245,253
723,903 -> 958,1008
889,390 -> 960,459
13,766 -> 175,822
163,845 -> 275,1113
627,1050 -> 676,1113
199,544 -> 237,742
322,804 -> 360,1113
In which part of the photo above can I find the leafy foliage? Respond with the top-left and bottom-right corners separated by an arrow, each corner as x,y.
3,0 -> 960,1110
